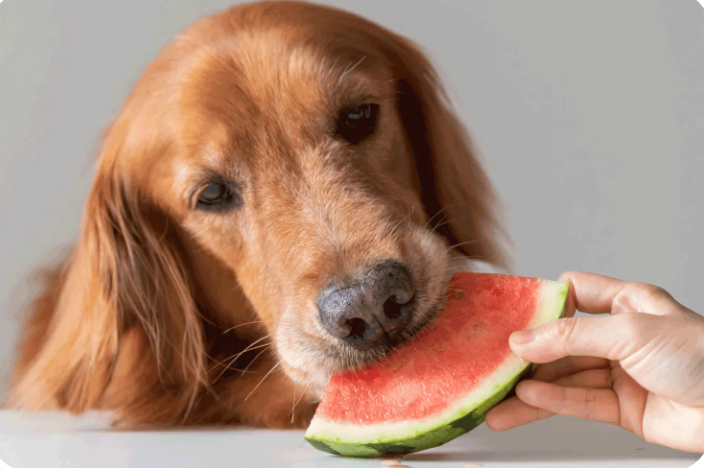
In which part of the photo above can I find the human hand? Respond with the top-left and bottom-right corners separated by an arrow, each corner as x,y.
485,271 -> 704,453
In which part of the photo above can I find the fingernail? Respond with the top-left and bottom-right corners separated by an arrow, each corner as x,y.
510,330 -> 535,345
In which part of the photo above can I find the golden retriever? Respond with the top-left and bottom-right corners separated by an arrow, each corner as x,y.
6,1 -> 504,428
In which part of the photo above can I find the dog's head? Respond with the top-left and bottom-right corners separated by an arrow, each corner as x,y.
11,1 -> 504,419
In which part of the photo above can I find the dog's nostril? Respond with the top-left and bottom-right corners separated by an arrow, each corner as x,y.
383,296 -> 405,320
346,318 -> 369,340
317,261 -> 417,350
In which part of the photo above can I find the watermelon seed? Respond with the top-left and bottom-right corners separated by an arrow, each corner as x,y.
450,288 -> 467,300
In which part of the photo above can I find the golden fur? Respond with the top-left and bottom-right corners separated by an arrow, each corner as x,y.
6,1 -> 504,428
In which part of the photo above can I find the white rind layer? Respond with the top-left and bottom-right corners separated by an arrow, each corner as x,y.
305,279 -> 569,444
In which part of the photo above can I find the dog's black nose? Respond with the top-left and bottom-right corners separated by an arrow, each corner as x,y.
318,261 -> 417,350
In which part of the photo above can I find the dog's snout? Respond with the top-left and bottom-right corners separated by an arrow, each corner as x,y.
317,261 -> 417,350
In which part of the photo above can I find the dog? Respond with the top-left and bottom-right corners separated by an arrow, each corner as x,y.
6,1 -> 505,428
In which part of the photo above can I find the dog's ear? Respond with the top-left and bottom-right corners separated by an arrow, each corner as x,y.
7,133 -> 207,424
383,36 -> 507,266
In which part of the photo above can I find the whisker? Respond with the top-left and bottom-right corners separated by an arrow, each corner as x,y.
213,334 -> 271,367
290,382 -> 310,424
291,386 -> 297,421
244,361 -> 282,402
429,214 -> 447,232
424,203 -> 460,230
211,342 -> 272,381
210,334 -> 272,380
239,345 -> 273,375
444,240 -> 481,255
223,320 -> 264,334
389,211 -> 413,237
338,56 -> 366,84
432,217 -> 462,233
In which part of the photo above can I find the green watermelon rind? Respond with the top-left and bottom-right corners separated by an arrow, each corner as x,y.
304,279 -> 569,458
306,367 -> 530,457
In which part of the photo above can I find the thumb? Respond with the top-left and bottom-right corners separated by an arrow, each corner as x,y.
509,313 -> 649,364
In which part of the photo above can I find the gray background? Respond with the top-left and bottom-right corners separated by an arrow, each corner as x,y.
0,0 -> 702,397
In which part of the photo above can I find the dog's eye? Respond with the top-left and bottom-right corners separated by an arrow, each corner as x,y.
336,103 -> 380,144
195,183 -> 240,211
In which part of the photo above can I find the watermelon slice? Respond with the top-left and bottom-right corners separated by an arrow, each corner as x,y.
305,273 -> 569,457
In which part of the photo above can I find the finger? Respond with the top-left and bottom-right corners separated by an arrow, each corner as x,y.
611,283 -> 683,317
509,314 -> 647,363
516,380 -> 620,425
557,271 -> 632,315
553,368 -> 613,389
559,271 -> 682,318
610,366 -> 647,438
486,369 -> 613,432
485,396 -> 554,431
532,356 -> 609,382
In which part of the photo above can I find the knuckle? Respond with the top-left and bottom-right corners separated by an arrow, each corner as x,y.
583,389 -> 598,419
617,312 -> 642,338
619,311 -> 639,329
556,385 -> 570,409
635,283 -> 671,304
614,313 -> 653,354
556,318 -> 580,354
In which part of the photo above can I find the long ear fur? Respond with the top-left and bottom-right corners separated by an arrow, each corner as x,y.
6,145 -> 207,425
385,36 -> 508,266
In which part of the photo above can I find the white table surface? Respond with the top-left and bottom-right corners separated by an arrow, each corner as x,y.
0,411 -> 700,468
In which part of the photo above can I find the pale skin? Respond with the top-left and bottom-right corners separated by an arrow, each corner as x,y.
485,271 -> 704,453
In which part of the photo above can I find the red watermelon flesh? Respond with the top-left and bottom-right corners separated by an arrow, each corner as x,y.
305,273 -> 569,457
